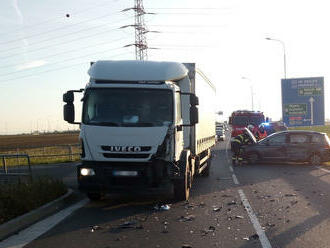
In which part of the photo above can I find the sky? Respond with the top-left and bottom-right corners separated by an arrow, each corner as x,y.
0,0 -> 329,134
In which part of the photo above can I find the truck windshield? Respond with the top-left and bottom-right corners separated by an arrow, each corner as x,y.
232,116 -> 264,126
82,88 -> 173,127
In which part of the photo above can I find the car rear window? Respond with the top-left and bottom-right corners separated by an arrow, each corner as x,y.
310,134 -> 324,144
289,134 -> 308,143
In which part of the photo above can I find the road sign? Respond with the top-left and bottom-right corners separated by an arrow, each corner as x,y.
282,77 -> 324,127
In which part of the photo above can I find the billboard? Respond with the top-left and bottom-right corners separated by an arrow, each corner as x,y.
282,77 -> 324,127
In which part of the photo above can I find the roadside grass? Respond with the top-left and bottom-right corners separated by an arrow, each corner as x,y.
0,176 -> 67,225
288,125 -> 330,137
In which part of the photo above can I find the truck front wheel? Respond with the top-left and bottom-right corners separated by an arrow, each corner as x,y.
174,151 -> 191,201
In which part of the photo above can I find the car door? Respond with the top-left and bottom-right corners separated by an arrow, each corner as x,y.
286,133 -> 310,161
257,133 -> 287,161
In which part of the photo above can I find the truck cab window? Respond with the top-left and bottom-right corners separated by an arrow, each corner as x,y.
82,88 -> 174,127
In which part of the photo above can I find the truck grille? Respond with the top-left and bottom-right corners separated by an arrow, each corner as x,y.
103,153 -> 150,159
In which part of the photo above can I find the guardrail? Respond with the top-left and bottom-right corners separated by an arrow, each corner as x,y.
0,144 -> 81,166
0,154 -> 32,184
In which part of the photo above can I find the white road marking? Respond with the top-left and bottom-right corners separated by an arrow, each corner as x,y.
229,165 -> 234,173
232,174 -> 239,185
0,198 -> 89,248
238,189 -> 272,248
225,137 -> 232,164
317,166 -> 330,173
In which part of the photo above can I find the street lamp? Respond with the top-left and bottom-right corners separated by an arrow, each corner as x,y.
265,37 -> 287,79
241,77 -> 254,111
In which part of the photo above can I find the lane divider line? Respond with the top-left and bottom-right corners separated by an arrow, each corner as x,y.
238,189 -> 272,248
317,166 -> 330,173
232,174 -> 239,185
0,198 -> 89,248
229,165 -> 234,173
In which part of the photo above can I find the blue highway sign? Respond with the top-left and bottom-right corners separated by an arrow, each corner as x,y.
281,77 -> 324,127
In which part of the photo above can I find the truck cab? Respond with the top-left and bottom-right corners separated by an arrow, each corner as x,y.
63,60 -> 215,201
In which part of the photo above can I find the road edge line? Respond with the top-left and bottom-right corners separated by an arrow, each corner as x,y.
0,198 -> 89,248
238,189 -> 272,248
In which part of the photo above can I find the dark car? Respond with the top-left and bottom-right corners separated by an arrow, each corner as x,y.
241,130 -> 330,165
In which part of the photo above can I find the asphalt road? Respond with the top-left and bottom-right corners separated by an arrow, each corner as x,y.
21,135 -> 330,248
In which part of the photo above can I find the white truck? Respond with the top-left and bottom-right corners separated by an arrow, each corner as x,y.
63,60 -> 216,201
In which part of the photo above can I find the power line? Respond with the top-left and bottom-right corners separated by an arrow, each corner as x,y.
0,0 -> 124,37
0,16 -> 133,56
0,11 -> 130,46
0,36 -> 132,69
0,46 -> 132,78
0,51 -> 134,84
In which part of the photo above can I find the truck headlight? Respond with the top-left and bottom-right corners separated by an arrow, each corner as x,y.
80,168 -> 95,176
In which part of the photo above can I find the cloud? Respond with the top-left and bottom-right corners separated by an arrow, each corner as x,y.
16,60 -> 48,71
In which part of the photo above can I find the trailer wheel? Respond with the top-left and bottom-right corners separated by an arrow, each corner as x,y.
174,151 -> 190,201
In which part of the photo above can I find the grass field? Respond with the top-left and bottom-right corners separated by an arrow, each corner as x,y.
0,132 -> 80,166
288,125 -> 330,137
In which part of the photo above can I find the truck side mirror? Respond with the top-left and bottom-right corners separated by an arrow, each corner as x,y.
229,117 -> 232,125
63,91 -> 74,103
190,106 -> 199,125
64,103 -> 75,123
190,94 -> 199,106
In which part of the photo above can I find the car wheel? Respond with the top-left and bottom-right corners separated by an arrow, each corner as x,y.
247,153 -> 259,164
310,153 -> 322,166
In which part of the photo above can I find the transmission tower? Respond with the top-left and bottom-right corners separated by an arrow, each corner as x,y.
134,0 -> 148,60
121,0 -> 149,60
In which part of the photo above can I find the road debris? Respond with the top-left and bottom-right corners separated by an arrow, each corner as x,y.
182,244 -> 192,248
213,206 -> 222,212
291,200 -> 298,206
235,215 -> 244,219
222,194 -> 232,198
227,201 -> 237,206
90,225 -> 102,232
179,215 -> 196,222
118,221 -> 141,229
154,204 -> 171,211
201,226 -> 216,236
285,193 -> 297,197
249,234 -> 259,240
243,237 -> 249,240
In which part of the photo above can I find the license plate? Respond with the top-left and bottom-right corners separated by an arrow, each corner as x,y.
113,171 -> 138,177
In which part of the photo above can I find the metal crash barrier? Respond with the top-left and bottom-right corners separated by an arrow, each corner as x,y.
0,154 -> 32,184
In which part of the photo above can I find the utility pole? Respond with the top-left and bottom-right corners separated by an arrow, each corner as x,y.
122,0 -> 149,60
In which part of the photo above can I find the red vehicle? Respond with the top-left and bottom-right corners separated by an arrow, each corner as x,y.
229,110 -> 265,138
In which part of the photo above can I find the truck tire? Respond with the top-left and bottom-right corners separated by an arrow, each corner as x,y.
174,151 -> 191,201
87,192 -> 102,201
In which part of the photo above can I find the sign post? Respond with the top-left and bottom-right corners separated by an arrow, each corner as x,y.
281,77 -> 324,127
